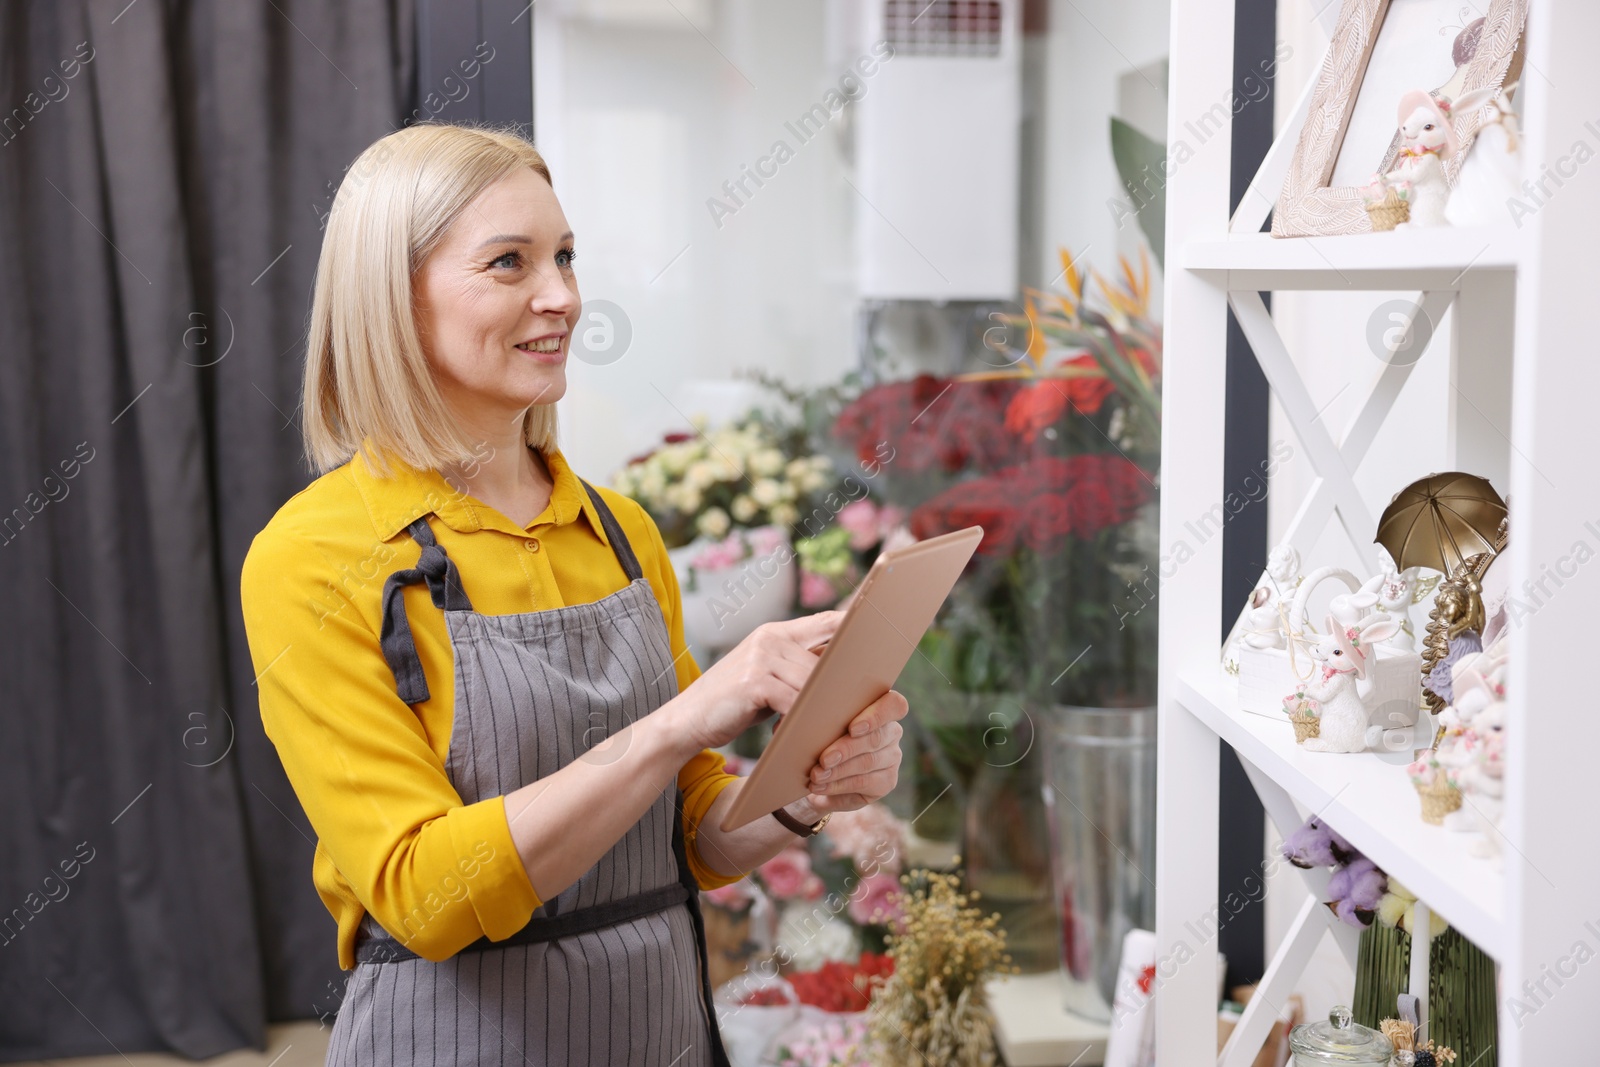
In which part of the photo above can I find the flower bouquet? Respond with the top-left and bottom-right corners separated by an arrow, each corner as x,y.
612,411 -> 837,654
828,251 -> 1162,978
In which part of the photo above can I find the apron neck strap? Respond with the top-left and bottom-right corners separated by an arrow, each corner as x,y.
579,480 -> 645,584
379,515 -> 473,705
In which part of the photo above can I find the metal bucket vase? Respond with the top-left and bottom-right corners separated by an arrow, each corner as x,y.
1041,704 -> 1158,1022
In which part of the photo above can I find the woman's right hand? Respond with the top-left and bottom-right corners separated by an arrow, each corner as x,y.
668,610 -> 845,752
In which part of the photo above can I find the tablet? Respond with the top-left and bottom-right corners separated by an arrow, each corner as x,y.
717,524 -> 984,833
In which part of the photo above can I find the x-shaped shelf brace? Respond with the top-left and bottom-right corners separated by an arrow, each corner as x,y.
1229,287 -> 1458,574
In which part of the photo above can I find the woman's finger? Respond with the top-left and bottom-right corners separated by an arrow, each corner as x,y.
811,750 -> 901,798
766,610 -> 845,653
814,719 -> 903,776
841,689 -> 909,740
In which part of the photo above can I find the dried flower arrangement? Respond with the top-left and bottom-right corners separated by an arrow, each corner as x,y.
865,865 -> 1020,1067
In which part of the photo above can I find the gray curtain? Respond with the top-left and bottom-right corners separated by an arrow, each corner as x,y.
0,0 -> 414,1058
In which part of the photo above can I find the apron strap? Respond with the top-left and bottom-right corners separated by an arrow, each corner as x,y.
579,479 -> 645,583
379,516 -> 473,705
669,789 -> 735,1067
351,789 -> 737,1067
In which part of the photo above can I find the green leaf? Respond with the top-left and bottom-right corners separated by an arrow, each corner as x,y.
1110,116 -> 1166,269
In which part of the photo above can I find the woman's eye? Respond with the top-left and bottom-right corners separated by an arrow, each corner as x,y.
556,247 -> 577,270
490,250 -> 521,269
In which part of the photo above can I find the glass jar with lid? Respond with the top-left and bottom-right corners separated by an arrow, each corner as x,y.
1289,1005 -> 1394,1066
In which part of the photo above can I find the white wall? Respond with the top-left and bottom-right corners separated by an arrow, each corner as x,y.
1039,0 -> 1172,289
534,1 -> 860,482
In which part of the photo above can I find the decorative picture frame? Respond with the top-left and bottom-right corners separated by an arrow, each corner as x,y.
1272,0 -> 1529,238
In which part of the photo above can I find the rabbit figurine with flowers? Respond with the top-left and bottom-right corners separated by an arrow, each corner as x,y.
1297,612 -> 1402,752
1385,89 -> 1460,228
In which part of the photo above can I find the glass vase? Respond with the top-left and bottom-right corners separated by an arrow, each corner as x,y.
959,704 -> 1060,973
1041,703 -> 1158,1021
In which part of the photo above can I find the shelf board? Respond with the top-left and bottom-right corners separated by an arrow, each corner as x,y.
1176,670 -> 1505,962
1180,227 -> 1520,290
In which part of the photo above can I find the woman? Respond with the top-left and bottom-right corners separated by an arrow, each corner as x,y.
239,124 -> 907,1066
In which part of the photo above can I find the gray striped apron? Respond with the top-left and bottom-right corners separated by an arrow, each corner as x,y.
324,479 -> 731,1067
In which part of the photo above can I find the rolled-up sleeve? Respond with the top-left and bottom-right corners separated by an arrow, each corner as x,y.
241,528 -> 541,967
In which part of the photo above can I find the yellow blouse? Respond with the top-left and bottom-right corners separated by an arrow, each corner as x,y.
239,441 -> 743,969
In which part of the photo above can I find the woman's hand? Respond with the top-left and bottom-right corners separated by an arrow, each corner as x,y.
669,611 -> 845,753
799,689 -> 907,814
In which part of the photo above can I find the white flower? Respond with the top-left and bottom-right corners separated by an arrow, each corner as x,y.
639,467 -> 667,499
751,478 -> 783,507
751,448 -> 786,477
697,507 -> 730,538
776,902 -> 859,971
770,502 -> 799,527
801,468 -> 830,492
685,461 -> 718,492
730,494 -> 758,523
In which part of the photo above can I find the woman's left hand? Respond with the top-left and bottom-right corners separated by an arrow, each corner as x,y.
802,689 -> 907,813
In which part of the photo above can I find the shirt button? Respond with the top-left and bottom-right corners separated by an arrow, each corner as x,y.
524,538 -> 540,553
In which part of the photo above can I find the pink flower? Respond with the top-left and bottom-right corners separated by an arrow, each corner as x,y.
703,880 -> 756,909
876,504 -> 905,540
748,524 -> 787,558
837,500 -> 882,551
823,803 -> 906,877
848,872 -> 904,927
800,568 -> 838,608
759,844 -> 816,901
691,533 -> 745,571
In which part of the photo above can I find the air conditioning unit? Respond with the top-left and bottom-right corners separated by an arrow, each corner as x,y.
849,0 -> 1022,301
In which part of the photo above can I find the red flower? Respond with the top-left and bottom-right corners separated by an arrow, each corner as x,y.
784,953 -> 896,1012
1051,355 -> 1117,416
1024,494 -> 1074,552
1004,384 -> 1069,443
1068,481 -> 1118,536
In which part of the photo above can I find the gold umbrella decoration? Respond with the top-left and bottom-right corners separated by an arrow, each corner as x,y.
1375,472 -> 1507,576
1376,472 -> 1508,718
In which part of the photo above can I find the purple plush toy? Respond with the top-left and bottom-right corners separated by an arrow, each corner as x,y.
1280,816 -> 1356,869
1327,856 -> 1388,928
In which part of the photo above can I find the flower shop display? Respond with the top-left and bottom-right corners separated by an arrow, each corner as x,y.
611,411 -> 837,655
831,249 -> 1163,991
865,867 -> 1018,1067
667,525 -> 794,655
702,792 -> 911,1067
1280,816 -> 1498,1064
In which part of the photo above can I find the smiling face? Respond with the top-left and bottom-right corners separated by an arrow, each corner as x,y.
413,166 -> 580,436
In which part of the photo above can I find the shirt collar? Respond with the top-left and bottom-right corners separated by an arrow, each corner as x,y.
347,439 -> 611,548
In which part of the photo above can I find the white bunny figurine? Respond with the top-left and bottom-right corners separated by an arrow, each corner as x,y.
1386,89 -> 1459,228
1446,83 -> 1520,228
1299,612 -> 1403,752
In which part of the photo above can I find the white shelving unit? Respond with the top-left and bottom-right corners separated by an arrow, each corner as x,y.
1157,3 -> 1600,1065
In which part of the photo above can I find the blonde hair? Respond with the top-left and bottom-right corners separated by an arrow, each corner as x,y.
302,123 -> 560,477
